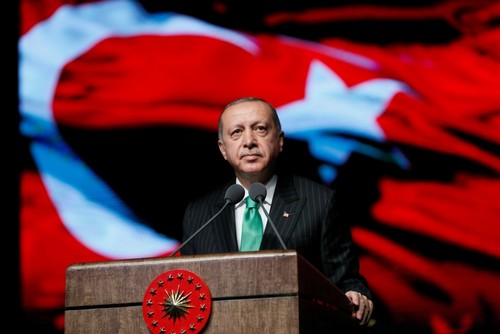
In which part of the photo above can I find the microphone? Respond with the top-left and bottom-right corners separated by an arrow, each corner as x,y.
248,182 -> 287,250
170,183 -> 245,256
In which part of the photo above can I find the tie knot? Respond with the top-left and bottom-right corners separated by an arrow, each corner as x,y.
245,196 -> 259,209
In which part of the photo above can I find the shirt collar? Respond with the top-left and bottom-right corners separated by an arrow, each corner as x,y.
235,175 -> 277,206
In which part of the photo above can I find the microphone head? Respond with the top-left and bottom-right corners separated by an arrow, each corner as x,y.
249,182 -> 267,202
225,184 -> 245,204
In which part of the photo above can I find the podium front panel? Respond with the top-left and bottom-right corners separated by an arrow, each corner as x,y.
65,250 -> 361,333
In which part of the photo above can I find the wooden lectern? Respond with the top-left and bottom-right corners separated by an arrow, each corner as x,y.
65,250 -> 365,333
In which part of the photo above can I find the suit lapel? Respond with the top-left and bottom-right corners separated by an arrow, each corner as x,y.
261,175 -> 305,250
210,182 -> 239,253
216,203 -> 239,252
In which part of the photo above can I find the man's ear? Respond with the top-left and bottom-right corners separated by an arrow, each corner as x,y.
218,140 -> 228,160
279,131 -> 284,152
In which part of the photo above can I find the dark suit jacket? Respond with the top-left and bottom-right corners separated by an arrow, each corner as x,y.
181,173 -> 372,298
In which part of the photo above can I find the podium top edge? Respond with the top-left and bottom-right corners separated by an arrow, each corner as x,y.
66,249 -> 301,271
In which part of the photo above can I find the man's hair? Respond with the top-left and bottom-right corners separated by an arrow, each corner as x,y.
218,97 -> 282,139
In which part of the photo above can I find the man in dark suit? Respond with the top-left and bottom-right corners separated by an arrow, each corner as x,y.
181,96 -> 374,326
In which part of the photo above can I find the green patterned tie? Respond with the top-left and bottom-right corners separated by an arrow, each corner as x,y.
240,196 -> 263,251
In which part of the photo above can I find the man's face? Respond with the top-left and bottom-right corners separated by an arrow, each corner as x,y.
218,101 -> 283,179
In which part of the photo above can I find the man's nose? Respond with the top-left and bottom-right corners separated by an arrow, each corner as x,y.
242,130 -> 256,146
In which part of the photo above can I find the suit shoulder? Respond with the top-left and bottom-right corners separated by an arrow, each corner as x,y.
291,174 -> 334,195
187,182 -> 231,207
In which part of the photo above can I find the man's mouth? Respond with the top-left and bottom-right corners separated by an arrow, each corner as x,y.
242,154 -> 259,160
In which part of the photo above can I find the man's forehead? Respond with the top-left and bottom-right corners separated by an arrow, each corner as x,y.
225,101 -> 268,116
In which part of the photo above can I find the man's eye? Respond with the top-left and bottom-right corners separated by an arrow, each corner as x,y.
230,129 -> 242,137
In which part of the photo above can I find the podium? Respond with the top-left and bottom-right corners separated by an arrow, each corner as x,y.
65,250 -> 365,333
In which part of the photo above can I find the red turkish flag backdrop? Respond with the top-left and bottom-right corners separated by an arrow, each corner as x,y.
19,0 -> 500,333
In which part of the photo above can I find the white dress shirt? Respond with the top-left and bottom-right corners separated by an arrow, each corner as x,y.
234,175 -> 277,249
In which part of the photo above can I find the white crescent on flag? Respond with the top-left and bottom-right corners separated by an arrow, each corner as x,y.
19,0 -> 259,258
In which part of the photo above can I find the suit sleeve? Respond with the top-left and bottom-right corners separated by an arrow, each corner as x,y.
179,200 -> 198,255
321,191 -> 372,299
